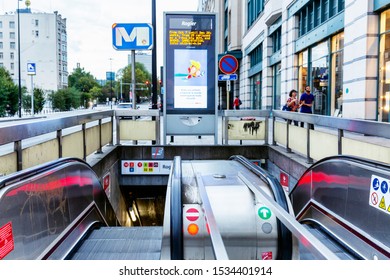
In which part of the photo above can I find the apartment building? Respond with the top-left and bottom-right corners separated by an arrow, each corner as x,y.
201,0 -> 390,122
0,7 -> 68,93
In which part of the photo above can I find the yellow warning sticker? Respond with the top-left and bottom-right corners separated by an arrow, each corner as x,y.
379,197 -> 386,210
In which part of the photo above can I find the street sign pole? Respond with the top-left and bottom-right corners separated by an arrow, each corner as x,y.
131,50 -> 136,110
31,75 -> 34,115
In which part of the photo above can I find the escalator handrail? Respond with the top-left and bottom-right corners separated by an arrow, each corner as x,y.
0,157 -> 88,190
230,155 -> 293,260
290,155 -> 390,195
170,156 -> 183,260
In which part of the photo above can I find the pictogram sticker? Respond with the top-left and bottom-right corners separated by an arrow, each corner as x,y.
369,175 -> 390,216
379,197 -> 386,210
0,222 -> 14,260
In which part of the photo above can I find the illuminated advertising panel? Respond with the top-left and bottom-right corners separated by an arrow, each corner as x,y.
165,13 -> 216,114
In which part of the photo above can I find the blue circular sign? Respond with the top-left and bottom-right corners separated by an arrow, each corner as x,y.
219,54 -> 238,75
381,181 -> 388,194
372,178 -> 380,190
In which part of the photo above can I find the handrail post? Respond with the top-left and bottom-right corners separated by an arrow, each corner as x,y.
338,129 -> 343,155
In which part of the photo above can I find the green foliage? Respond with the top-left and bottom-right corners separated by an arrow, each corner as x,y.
22,88 -> 46,113
0,67 -> 19,116
117,62 -> 151,102
49,87 -> 81,111
68,67 -> 100,93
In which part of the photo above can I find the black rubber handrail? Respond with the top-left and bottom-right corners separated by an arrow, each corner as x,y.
170,156 -> 183,260
290,154 -> 390,195
0,157 -> 88,190
230,155 -> 293,260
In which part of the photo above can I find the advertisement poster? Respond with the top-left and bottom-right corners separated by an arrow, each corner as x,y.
174,49 -> 208,108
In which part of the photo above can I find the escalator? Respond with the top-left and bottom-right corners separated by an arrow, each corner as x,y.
289,155 -> 390,260
2,154 -> 387,260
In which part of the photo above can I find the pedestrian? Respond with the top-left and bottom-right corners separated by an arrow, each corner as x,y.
299,85 -> 314,129
233,95 -> 242,110
287,89 -> 299,126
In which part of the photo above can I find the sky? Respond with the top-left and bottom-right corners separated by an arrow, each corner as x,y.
0,0 -> 199,79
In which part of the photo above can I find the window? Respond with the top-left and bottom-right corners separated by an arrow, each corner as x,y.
0,21 -> 2,28
298,50 -> 308,94
331,32 -> 344,116
10,42 -> 15,49
247,0 -> 264,28
297,0 -> 344,38
0,42 -> 3,49
9,21 -> 15,28
0,53 -> 3,59
251,73 -> 262,109
378,10 -> 390,122
9,32 -> 15,39
0,32 -> 2,39
250,44 -> 263,66
272,27 -> 281,53
10,52 -> 14,59
10,62 -> 14,70
35,19 -> 39,27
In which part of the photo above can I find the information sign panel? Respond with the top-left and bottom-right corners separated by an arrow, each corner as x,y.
164,13 -> 217,115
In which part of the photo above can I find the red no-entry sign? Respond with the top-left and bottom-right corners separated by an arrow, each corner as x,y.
186,208 -> 200,222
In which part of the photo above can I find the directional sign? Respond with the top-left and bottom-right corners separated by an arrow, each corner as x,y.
258,206 -> 272,220
219,54 -> 238,75
112,23 -> 153,50
218,74 -> 238,81
27,63 -> 36,75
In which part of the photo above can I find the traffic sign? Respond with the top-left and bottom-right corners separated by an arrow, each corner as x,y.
185,208 -> 200,222
218,74 -> 238,81
219,54 -> 238,75
27,63 -> 36,75
112,23 -> 153,50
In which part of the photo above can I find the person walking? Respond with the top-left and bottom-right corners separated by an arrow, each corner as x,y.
299,86 -> 314,129
233,95 -> 242,110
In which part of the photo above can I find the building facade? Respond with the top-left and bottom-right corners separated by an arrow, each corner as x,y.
0,7 -> 68,94
201,0 -> 390,122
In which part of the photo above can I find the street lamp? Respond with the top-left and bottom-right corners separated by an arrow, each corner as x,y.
109,58 -> 113,109
17,0 -> 22,118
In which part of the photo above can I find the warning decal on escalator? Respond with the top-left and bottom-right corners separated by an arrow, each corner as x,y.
369,175 -> 390,214
0,222 -> 14,260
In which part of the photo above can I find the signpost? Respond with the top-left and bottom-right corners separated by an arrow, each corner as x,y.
27,63 -> 36,115
112,23 -> 154,110
219,55 -> 239,110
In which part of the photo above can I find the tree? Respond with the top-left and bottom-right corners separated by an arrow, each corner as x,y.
22,88 -> 46,114
117,62 -> 151,102
68,67 -> 100,92
0,67 -> 19,116
49,88 -> 81,111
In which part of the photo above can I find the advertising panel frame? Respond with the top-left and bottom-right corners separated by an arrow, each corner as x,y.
163,12 -> 218,144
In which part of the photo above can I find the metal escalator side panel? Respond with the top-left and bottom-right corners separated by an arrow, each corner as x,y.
0,159 -> 117,260
290,155 -> 390,259
181,160 -> 283,260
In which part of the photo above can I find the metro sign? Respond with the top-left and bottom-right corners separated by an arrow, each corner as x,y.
112,23 -> 153,50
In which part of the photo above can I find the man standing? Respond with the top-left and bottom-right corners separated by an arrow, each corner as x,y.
299,86 -> 314,129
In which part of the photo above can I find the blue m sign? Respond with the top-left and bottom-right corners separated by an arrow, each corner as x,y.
112,23 -> 153,50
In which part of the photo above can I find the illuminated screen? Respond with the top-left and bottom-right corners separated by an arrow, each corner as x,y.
165,13 -> 216,114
